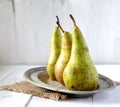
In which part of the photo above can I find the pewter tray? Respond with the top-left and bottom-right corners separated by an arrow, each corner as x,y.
24,67 -> 116,97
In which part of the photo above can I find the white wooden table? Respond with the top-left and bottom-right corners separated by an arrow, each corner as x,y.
0,65 -> 120,107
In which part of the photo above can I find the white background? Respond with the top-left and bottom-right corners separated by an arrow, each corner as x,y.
0,0 -> 120,65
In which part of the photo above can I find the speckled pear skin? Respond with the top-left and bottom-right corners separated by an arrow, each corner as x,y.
47,27 -> 61,80
55,32 -> 72,85
63,16 -> 98,91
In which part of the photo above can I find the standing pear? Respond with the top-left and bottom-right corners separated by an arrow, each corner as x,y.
55,18 -> 72,85
47,16 -> 61,80
63,15 -> 98,91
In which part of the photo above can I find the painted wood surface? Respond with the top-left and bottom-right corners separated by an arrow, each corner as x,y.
0,65 -> 92,107
0,0 -> 120,64
0,65 -> 120,107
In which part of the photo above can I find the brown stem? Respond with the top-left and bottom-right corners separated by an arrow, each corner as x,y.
69,14 -> 77,26
56,16 -> 59,28
56,16 -> 64,33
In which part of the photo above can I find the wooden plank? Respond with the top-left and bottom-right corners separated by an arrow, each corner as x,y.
0,65 -> 33,107
0,0 -> 17,64
0,65 -> 40,107
93,86 -> 120,107
14,0 -> 37,64
0,65 -> 19,82
28,96 -> 93,107
0,90 -> 31,107
93,65 -> 120,107
0,65 -> 40,85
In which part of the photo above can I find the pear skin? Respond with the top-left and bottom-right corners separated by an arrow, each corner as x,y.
55,31 -> 72,85
63,15 -> 98,91
47,27 -> 61,80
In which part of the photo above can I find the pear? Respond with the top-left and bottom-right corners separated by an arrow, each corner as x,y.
55,19 -> 72,85
47,16 -> 61,80
63,15 -> 98,91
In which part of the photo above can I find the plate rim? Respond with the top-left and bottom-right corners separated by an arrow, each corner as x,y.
24,66 -> 116,96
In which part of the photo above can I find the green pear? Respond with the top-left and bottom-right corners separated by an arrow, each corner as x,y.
63,15 -> 98,91
55,20 -> 72,85
47,16 -> 61,80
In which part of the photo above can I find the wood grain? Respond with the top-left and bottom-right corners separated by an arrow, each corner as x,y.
0,0 -> 120,64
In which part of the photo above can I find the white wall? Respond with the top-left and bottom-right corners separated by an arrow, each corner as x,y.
0,0 -> 120,64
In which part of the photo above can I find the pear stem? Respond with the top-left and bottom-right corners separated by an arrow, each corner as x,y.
69,14 -> 77,26
56,16 -> 64,33
56,16 -> 59,28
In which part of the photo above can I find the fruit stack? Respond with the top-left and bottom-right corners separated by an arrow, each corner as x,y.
47,15 -> 98,91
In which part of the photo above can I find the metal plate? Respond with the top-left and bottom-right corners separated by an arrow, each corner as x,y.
24,67 -> 116,97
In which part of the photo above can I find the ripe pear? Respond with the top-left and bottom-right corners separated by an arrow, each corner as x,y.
63,15 -> 98,91
55,19 -> 72,85
47,16 -> 61,80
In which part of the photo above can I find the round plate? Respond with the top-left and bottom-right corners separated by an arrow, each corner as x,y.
24,67 -> 116,97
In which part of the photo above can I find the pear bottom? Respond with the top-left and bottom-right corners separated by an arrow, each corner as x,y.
63,65 -> 98,91
47,64 -> 56,81
55,66 -> 65,85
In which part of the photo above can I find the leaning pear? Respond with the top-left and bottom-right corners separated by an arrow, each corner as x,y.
63,15 -> 98,91
55,18 -> 72,85
47,17 -> 61,80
